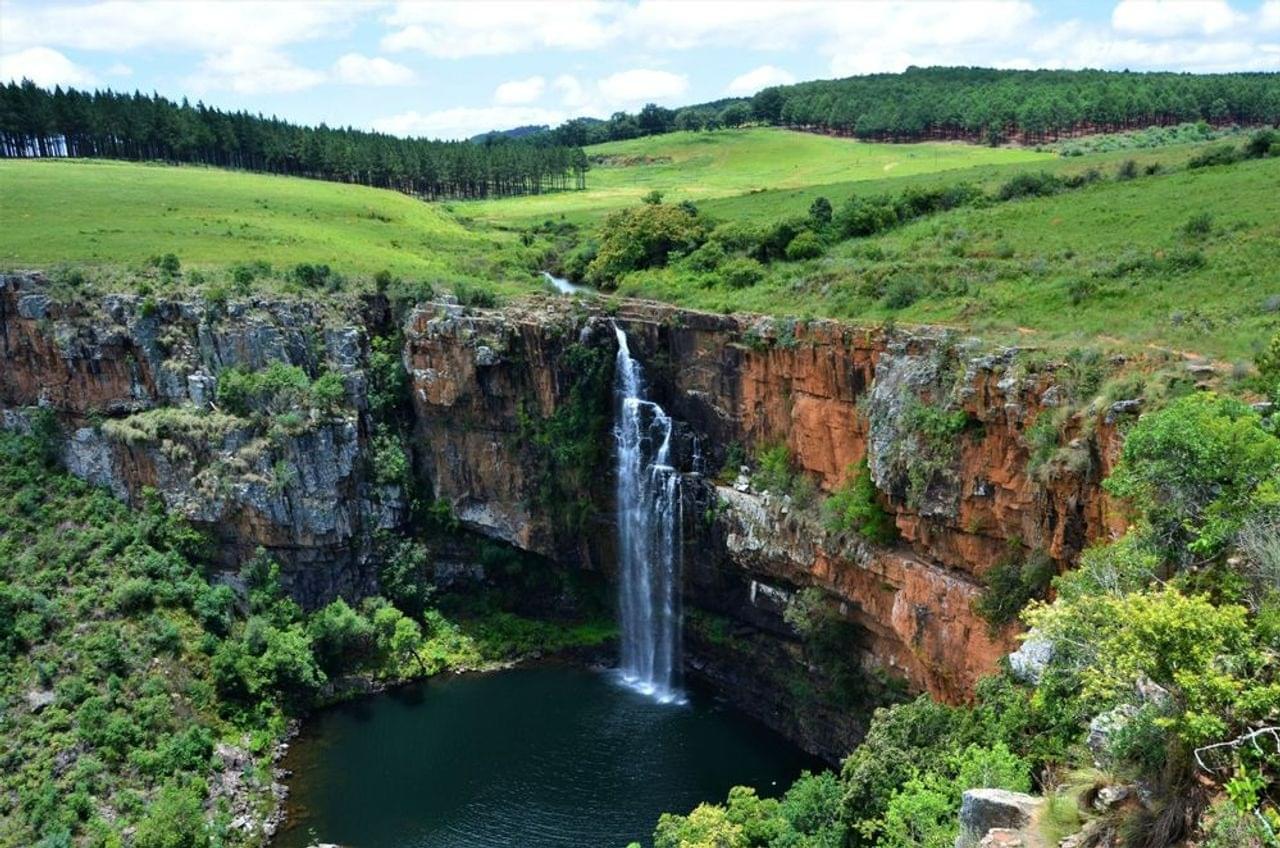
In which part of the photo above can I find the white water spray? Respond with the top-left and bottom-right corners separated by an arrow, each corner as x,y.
613,324 -> 684,704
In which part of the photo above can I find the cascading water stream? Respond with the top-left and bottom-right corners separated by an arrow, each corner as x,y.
613,324 -> 684,704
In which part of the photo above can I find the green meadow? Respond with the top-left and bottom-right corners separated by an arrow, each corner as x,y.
0,158 -> 539,290
463,127 -> 1049,226
612,154 -> 1280,363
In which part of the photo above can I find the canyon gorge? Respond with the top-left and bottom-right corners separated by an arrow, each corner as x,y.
0,270 -> 1129,761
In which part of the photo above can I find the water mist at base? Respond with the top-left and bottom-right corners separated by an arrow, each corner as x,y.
613,325 -> 684,704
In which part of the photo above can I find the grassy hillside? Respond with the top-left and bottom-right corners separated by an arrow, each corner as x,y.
463,128 -> 1049,226
611,154 -> 1280,362
0,159 -> 541,293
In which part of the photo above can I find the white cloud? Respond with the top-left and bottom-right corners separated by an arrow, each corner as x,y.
824,1 -> 1038,75
105,62 -> 133,76
1260,1 -> 1280,31
1112,0 -> 1242,38
494,75 -> 546,105
381,1 -> 616,58
597,68 -> 688,105
187,47 -> 326,95
373,106 -> 567,140
553,74 -> 589,107
726,65 -> 796,96
4,1 -> 362,53
0,46 -> 98,87
332,53 -> 415,86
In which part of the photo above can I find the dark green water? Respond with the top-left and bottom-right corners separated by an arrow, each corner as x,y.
276,665 -> 821,848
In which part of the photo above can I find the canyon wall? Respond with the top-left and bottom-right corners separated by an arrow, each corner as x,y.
2,273 -> 1127,759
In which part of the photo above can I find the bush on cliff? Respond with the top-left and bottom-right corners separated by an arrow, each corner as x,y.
822,460 -> 897,545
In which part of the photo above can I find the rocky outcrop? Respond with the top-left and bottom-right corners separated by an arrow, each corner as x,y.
958,789 -> 1041,847
0,273 -> 403,604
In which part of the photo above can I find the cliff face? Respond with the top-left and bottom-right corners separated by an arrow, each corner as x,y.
403,300 -> 1125,714
0,274 -> 404,602
2,273 -> 1124,759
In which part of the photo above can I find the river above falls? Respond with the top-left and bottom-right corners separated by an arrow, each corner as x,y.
276,665 -> 821,848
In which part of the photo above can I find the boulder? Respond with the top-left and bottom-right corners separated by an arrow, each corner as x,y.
25,688 -> 56,712
1087,704 -> 1139,765
978,830 -> 1025,848
1007,632 -> 1053,685
957,788 -> 1039,848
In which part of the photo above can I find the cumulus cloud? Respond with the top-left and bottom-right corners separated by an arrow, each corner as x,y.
187,47 -> 326,95
1112,0 -> 1242,38
373,106 -> 567,140
4,1 -> 361,52
597,68 -> 688,105
494,76 -> 547,105
0,46 -> 98,87
1260,0 -> 1280,31
332,53 -> 415,86
381,1 -> 616,57
726,65 -> 796,96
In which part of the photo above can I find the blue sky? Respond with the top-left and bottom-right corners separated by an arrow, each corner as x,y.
2,1 -> 1277,139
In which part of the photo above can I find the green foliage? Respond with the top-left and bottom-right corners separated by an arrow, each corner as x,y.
785,230 -> 825,261
586,202 -> 705,286
307,598 -> 375,676
1183,211 -> 1215,238
132,782 -> 209,848
1104,393 -> 1280,560
1189,143 -> 1242,168
1256,332 -> 1280,400
517,343 -> 614,531
822,460 -> 897,544
376,534 -> 434,619
719,256 -> 766,288
370,425 -> 410,486
215,361 -> 320,418
652,772 -> 847,848
808,196 -> 833,226
753,443 -> 798,495
0,427 -> 615,845
975,545 -> 1056,631
997,170 -> 1064,200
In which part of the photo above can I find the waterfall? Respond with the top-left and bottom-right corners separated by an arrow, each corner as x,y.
613,324 -> 684,704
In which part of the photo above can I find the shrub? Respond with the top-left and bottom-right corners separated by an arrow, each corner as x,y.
132,782 -> 210,848
808,196 -> 833,225
685,240 -> 726,272
752,443 -> 796,494
215,362 -> 314,417
824,460 -> 897,544
292,262 -> 334,289
975,546 -> 1056,631
586,203 -> 706,285
1188,144 -> 1240,168
307,599 -> 374,675
1244,129 -> 1277,159
1183,212 -> 1214,238
835,196 -> 899,238
157,253 -> 181,277
1115,158 -> 1139,180
1103,393 -> 1280,560
1066,277 -> 1096,305
453,282 -> 499,308
996,171 -> 1063,200
785,230 -> 826,261
718,256 -> 765,289
882,276 -> 922,310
